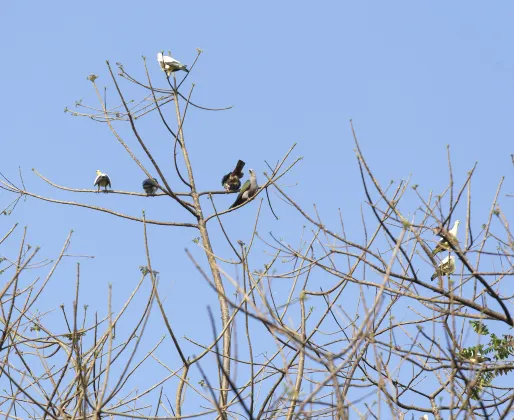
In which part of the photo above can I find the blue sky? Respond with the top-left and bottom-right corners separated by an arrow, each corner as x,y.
1,1 -> 514,416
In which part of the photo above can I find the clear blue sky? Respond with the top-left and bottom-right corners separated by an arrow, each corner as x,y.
1,1 -> 514,415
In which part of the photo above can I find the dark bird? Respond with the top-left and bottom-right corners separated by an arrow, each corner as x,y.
94,170 -> 111,193
142,178 -> 159,196
222,160 -> 245,192
230,169 -> 258,209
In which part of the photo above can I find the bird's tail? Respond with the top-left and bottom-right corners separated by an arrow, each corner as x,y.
233,160 -> 245,178
431,273 -> 437,281
229,197 -> 242,209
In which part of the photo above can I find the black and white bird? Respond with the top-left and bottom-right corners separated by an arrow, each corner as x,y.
431,255 -> 456,281
221,160 -> 245,192
157,52 -> 188,76
230,169 -> 258,209
433,220 -> 460,255
94,170 -> 111,193
142,178 -> 159,196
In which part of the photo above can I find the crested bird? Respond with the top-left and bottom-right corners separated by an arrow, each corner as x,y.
221,160 -> 245,192
229,169 -> 258,209
157,52 -> 188,76
142,178 -> 159,196
94,170 -> 111,193
431,255 -> 456,281
433,220 -> 460,255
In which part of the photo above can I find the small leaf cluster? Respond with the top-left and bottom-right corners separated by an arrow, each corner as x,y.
461,321 -> 514,400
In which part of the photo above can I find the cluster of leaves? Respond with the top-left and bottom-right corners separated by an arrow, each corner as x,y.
461,321 -> 514,399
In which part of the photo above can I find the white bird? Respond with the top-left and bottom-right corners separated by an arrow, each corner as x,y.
433,220 -> 460,255
157,52 -> 188,76
431,255 -> 456,281
94,170 -> 111,193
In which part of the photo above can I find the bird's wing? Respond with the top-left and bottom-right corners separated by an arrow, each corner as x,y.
94,175 -> 102,186
221,173 -> 230,186
163,56 -> 179,65
239,180 -> 250,194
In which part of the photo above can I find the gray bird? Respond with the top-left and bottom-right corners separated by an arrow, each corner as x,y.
230,169 -> 258,209
94,170 -> 111,193
222,160 -> 245,192
142,178 -> 159,196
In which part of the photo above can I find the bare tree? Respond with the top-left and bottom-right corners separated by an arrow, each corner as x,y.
1,51 -> 513,419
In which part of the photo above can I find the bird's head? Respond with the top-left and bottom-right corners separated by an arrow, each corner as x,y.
249,169 -> 254,176
454,220 -> 461,227
96,170 -> 103,176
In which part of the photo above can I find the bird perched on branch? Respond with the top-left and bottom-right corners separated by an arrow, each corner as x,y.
431,255 -> 456,281
157,52 -> 189,76
142,178 -> 159,196
221,160 -> 245,192
94,170 -> 111,192
432,220 -> 460,255
230,169 -> 258,209
460,348 -> 491,364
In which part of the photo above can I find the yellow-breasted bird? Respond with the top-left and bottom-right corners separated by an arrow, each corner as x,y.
94,170 -> 111,193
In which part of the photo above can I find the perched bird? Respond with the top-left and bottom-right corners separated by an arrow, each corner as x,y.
157,52 -> 188,76
468,353 -> 491,364
221,160 -> 245,192
431,255 -> 456,281
460,348 -> 491,364
433,220 -> 460,255
142,178 -> 159,196
94,170 -> 111,192
229,169 -> 258,209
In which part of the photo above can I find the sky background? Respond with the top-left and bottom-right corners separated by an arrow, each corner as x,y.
1,1 -> 514,417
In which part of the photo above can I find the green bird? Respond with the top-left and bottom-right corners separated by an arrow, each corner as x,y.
433,220 -> 460,255
431,255 -> 456,281
94,170 -> 111,193
221,160 -> 245,192
229,169 -> 257,209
